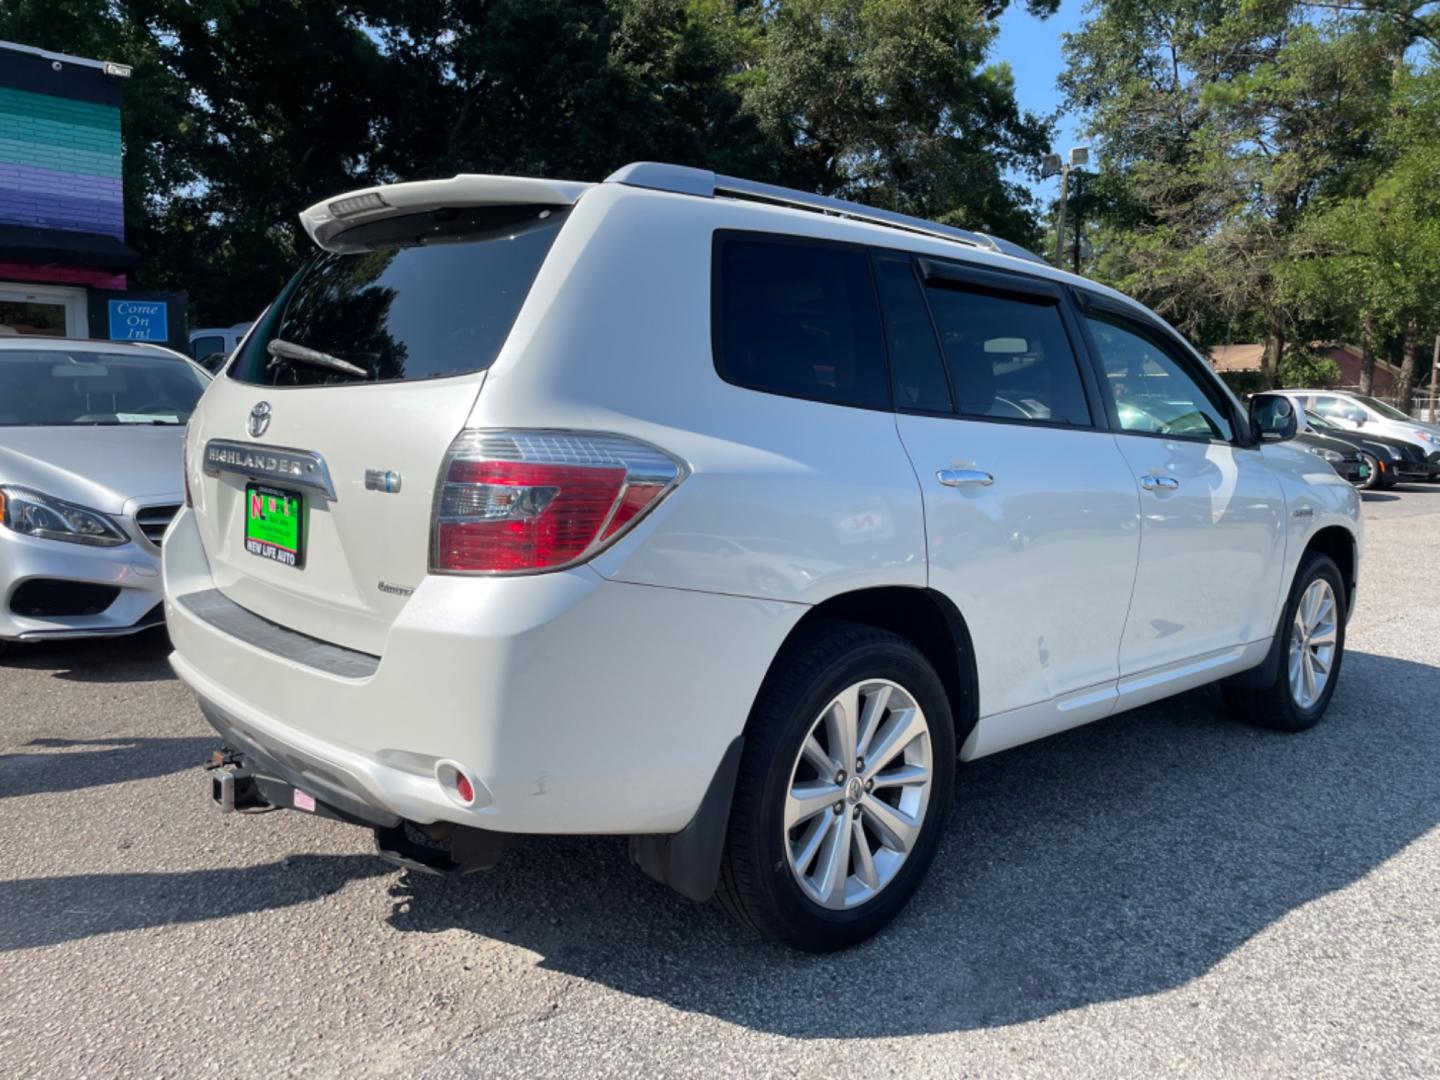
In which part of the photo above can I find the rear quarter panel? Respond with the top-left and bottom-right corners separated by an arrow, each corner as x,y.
466,182 -> 928,604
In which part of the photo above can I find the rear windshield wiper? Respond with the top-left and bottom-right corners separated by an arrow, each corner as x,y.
266,337 -> 368,379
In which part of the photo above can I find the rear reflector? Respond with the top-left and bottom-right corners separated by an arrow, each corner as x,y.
431,431 -> 686,574
454,773 -> 475,804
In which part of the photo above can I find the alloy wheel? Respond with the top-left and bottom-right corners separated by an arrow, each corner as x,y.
782,680 -> 932,910
1288,578 -> 1338,709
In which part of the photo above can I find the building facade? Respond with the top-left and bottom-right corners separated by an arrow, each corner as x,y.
0,39 -> 185,349
1210,342 -> 1402,396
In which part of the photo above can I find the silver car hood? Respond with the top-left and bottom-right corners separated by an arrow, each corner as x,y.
0,425 -> 185,513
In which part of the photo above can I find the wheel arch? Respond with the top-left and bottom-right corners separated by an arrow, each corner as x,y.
1304,524 -> 1357,618
629,585 -> 978,905
1228,522 -> 1358,694
758,586 -> 980,751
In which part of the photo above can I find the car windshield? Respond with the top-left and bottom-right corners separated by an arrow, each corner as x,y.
1306,410 -> 1339,431
1355,395 -> 1413,421
0,349 -> 208,426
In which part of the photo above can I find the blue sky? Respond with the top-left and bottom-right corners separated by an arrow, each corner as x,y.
993,0 -> 1088,197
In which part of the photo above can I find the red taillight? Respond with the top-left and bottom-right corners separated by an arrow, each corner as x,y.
431,431 -> 685,574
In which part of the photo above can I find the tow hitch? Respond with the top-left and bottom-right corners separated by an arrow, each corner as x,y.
201,747 -> 511,875
204,749 -> 272,813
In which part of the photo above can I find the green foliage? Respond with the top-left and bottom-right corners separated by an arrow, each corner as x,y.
1279,66 -> 1440,344
0,0 -> 1055,323
1276,347 -> 1343,389
742,0 -> 1053,241
1059,0 -> 1421,373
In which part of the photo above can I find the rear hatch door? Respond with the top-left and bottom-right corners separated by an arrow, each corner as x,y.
189,196 -> 574,655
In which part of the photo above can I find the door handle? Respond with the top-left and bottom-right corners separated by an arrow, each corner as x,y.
1140,474 -> 1180,492
937,468 -> 994,488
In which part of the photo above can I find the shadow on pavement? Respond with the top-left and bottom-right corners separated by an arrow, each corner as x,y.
5,651 -> 1434,1035
379,649 -> 1440,1037
0,855 -> 388,952
0,736 -> 214,799
0,628 -> 175,684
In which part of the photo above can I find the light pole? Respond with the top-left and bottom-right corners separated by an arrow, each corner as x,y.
1041,146 -> 1090,270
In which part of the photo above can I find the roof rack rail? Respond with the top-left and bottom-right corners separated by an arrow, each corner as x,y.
604,162 -> 1050,267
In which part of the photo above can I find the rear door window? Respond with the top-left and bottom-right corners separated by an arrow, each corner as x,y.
712,232 -> 889,410
229,205 -> 568,387
923,282 -> 1092,426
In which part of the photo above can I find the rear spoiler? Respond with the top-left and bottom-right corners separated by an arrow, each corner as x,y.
299,174 -> 592,250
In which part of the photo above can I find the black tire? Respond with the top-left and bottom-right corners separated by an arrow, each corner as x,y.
715,621 -> 956,952
1223,553 -> 1346,732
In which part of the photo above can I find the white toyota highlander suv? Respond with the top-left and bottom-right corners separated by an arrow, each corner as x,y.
165,162 -> 1362,951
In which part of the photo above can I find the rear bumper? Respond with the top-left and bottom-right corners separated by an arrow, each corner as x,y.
0,527 -> 164,641
164,507 -> 798,834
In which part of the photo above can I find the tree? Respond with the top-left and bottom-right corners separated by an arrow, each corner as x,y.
1061,2 -> 1399,380
738,0 -> 1055,241
1278,65 -> 1440,410
1,0 -> 1060,323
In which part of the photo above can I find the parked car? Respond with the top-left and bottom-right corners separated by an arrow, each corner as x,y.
1287,401 -> 1440,489
169,163 -> 1362,951
1290,428 -> 1370,486
0,338 -> 210,647
1286,388 -> 1440,477
188,323 -> 252,373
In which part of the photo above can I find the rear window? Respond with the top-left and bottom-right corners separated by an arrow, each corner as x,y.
712,232 -> 889,410
229,204 -> 568,387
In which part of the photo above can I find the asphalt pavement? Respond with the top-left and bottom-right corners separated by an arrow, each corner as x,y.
2,487 -> 1439,1078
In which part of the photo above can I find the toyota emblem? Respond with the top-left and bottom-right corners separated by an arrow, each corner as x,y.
248,401 -> 272,438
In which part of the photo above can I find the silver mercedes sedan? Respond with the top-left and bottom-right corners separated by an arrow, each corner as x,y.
0,336 -> 210,647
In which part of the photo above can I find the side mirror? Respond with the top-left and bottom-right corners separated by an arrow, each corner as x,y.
1348,410 -> 1367,426
1250,393 -> 1297,443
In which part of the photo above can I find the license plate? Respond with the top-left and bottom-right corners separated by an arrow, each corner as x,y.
244,484 -> 305,568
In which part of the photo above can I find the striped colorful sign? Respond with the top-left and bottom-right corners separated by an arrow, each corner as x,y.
0,84 -> 123,239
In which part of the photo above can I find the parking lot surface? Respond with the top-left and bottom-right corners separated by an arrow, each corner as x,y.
2,488 -> 1439,1079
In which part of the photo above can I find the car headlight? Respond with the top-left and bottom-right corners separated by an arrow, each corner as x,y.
1308,447 -> 1346,464
0,486 -> 129,547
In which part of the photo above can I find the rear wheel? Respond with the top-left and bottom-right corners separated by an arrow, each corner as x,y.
1224,552 -> 1346,732
716,622 -> 955,952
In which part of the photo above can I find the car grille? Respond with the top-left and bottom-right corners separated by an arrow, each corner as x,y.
134,503 -> 181,546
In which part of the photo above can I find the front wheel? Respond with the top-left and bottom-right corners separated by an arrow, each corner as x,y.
1357,451 -> 1382,491
716,622 -> 956,952
1224,552 -> 1346,732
